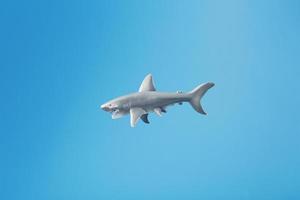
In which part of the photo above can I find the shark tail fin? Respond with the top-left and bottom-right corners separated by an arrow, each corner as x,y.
188,82 -> 215,115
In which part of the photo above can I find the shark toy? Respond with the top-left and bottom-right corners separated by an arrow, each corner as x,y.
101,74 -> 214,127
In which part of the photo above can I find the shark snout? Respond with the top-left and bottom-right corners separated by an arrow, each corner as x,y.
101,102 -> 119,112
100,104 -> 110,111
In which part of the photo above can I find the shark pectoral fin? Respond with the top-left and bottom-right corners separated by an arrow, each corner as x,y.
141,114 -> 150,124
130,108 -> 147,127
112,110 -> 127,119
138,74 -> 156,92
154,108 -> 162,116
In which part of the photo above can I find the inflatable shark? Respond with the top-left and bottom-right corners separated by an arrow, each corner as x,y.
101,74 -> 214,127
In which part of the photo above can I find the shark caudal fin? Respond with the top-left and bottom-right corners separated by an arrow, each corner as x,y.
188,82 -> 215,115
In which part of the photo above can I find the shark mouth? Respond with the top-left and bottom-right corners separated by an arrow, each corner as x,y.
111,109 -> 127,119
111,109 -> 120,115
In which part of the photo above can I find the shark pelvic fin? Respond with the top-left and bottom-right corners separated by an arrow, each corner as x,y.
154,108 -> 163,116
161,107 -> 167,113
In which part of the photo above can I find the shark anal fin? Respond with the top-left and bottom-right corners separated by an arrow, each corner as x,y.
130,108 -> 147,127
141,114 -> 150,124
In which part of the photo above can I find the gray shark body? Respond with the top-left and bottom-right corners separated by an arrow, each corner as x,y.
101,74 -> 214,127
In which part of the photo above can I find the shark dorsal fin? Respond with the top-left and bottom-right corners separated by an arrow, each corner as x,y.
139,74 -> 156,92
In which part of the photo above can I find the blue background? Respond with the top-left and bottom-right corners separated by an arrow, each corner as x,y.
1,0 -> 300,199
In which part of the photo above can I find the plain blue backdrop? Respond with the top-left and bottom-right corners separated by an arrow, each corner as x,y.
1,0 -> 299,199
